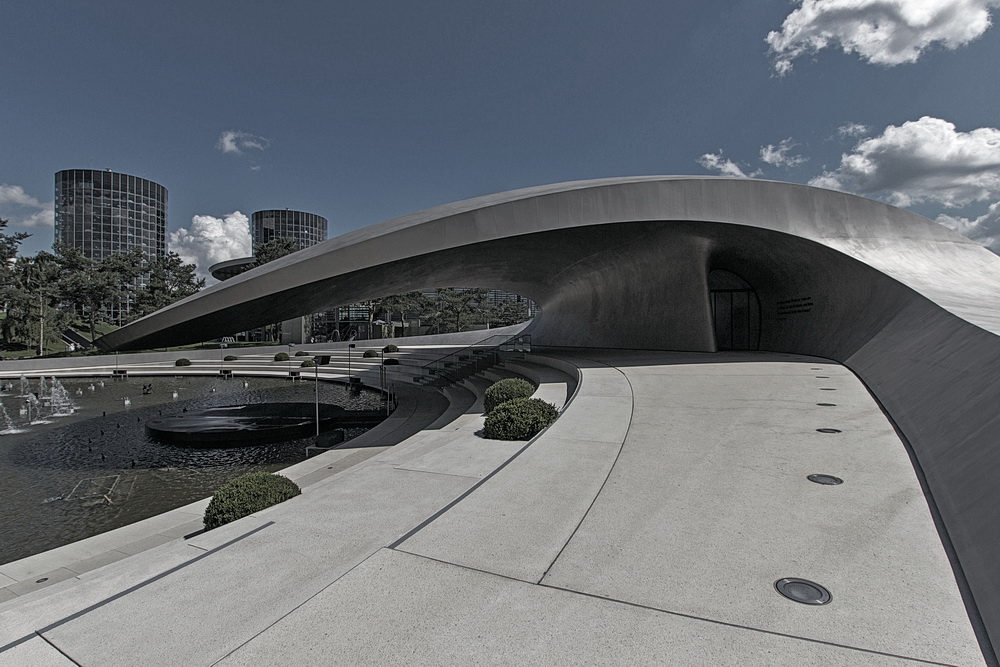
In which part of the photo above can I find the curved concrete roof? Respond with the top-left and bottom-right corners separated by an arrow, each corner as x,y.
98,176 -> 1000,352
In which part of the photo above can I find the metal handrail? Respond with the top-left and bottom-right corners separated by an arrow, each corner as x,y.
418,333 -> 530,385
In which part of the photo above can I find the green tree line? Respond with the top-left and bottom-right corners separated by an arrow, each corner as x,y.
1,218 -> 204,352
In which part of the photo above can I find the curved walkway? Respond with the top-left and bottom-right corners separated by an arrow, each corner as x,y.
0,351 -> 982,665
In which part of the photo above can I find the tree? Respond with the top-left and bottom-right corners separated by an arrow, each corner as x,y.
0,218 -> 31,346
381,291 -> 431,337
251,238 -> 298,340
132,252 -> 205,320
431,288 -> 490,333
474,295 -> 533,328
0,218 -> 29,266
55,245 -> 144,341
2,252 -> 71,352
252,238 -> 298,268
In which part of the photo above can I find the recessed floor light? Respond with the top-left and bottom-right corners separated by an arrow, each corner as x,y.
775,578 -> 832,605
816,428 -> 841,433
816,403 -> 836,406
815,375 -> 829,378
808,474 -> 843,485
819,388 -> 836,391
35,578 -> 48,583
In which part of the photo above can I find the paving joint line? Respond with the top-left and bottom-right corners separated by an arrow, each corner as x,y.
386,357 -> 583,550
0,521 -> 274,655
210,546 -> 390,665
36,631 -> 81,666
537,356 -> 634,584
536,582 -> 959,667
390,548 -> 956,666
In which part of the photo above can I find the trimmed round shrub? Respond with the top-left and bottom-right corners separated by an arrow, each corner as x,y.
223,355 -> 238,362
363,349 -> 378,358
273,352 -> 289,361
294,350 -> 308,356
204,472 -> 301,530
175,358 -> 191,367
383,358 -> 399,366
300,359 -> 316,367
484,378 -> 535,413
382,344 -> 399,353
483,398 -> 558,441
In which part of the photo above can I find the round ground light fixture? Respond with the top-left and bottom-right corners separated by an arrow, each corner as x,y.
815,375 -> 829,378
808,474 -> 843,485
819,388 -> 836,391
816,428 -> 842,433
816,403 -> 837,406
35,578 -> 48,583
774,578 -> 832,605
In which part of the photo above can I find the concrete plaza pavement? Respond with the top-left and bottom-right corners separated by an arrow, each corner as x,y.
0,350 -> 982,665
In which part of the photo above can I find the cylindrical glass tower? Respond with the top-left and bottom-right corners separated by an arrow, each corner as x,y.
251,209 -> 327,250
54,169 -> 167,262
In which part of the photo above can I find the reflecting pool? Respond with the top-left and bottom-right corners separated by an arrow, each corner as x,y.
0,375 -> 384,565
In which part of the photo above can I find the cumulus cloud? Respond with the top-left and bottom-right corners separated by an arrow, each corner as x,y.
697,151 -> 755,178
216,130 -> 271,155
0,184 -> 54,229
760,138 -> 809,167
0,184 -> 44,208
809,116 -> 1000,207
767,0 -> 1000,75
937,202 -> 1000,252
168,211 -> 252,280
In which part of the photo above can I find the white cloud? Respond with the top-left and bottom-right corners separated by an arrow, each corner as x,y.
216,130 -> 271,155
767,0 -> 1000,75
760,138 -> 809,167
837,122 -> 871,138
168,211 -> 252,280
0,184 -> 54,229
937,202 -> 1000,252
0,184 -> 44,208
809,116 -> 1000,207
21,209 -> 54,228
697,151 -> 754,178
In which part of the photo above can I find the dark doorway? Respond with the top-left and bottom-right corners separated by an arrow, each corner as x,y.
709,270 -> 760,351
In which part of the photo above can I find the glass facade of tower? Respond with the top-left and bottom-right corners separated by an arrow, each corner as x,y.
54,169 -> 167,262
54,169 -> 167,323
251,209 -> 327,250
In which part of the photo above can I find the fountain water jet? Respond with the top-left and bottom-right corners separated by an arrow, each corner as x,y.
49,379 -> 76,416
0,404 -> 22,433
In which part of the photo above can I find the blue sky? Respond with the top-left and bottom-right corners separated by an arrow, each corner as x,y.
2,0 -> 999,277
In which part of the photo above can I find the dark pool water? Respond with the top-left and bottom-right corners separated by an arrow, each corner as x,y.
0,375 -> 384,565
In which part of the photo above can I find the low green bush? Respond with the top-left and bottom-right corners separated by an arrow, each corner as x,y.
204,472 -> 301,530
273,352 -> 289,361
382,344 -> 399,353
482,398 -> 558,441
300,359 -> 316,367
294,350 -> 308,356
175,358 -> 191,367
223,355 -> 238,362
483,378 -> 535,413
383,358 -> 399,366
363,349 -> 378,358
